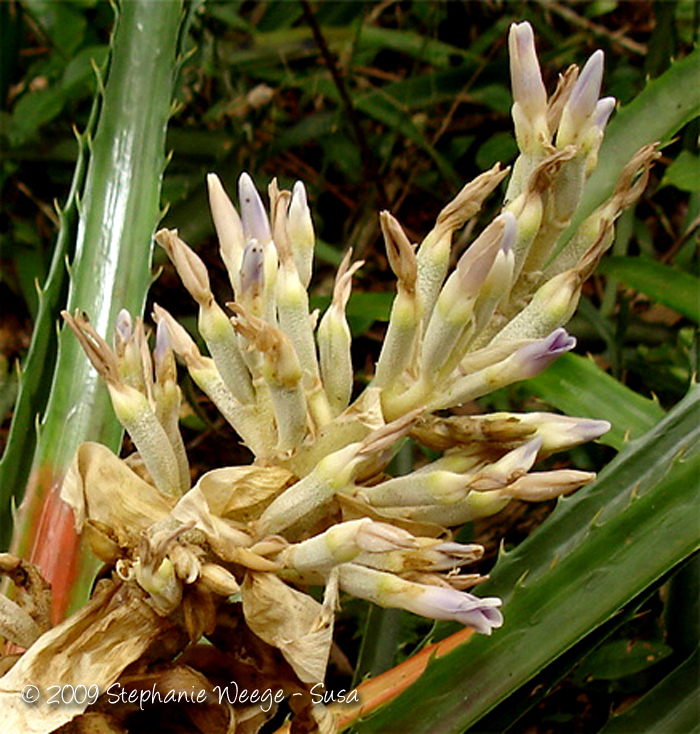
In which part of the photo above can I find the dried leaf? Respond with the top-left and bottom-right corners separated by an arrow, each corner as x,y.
53,711 -> 127,733
62,443 -> 174,542
170,487 -> 252,558
0,580 -> 181,733
0,553 -> 52,634
241,573 -> 333,685
194,466 -> 295,523
182,585 -> 218,643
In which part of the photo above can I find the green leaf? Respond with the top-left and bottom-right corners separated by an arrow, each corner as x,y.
0,96 -> 99,546
598,257 -> 700,323
597,649 -> 700,734
61,45 -> 110,95
272,111 -> 339,152
469,83 -> 512,115
523,353 -> 666,450
661,150 -> 700,192
354,386 -> 700,733
356,26 -> 477,69
311,291 -> 395,337
4,1 -> 183,609
576,638 -> 673,681
22,0 -> 88,56
10,86 -> 66,145
255,66 -> 475,187
475,130 -> 518,171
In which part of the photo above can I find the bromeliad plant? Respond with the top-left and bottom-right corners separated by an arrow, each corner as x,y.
0,21 -> 661,734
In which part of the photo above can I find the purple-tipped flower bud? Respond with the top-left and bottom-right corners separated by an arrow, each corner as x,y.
239,239 -> 265,302
515,412 -> 611,455
512,328 -> 576,380
557,50 -> 605,147
509,22 -> 547,122
456,213 -> 512,297
337,564 -> 503,635
472,212 -> 516,331
508,21 -> 550,164
570,51 -> 604,119
115,309 -> 133,349
501,209 -> 517,252
154,319 -> 172,376
594,97 -> 616,133
239,172 -> 271,246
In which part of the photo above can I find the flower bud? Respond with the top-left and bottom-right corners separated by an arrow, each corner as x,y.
374,212 -> 422,388
288,181 -> 315,288
355,539 -> 483,574
514,412 -> 610,456
156,228 -> 212,307
239,172 -> 271,246
207,173 -> 246,294
113,311 -> 151,396
318,251 -> 363,415
337,564 -> 503,634
557,50 -> 604,148
153,320 -> 190,492
469,437 -> 542,491
584,96 -> 616,174
257,443 -> 364,536
239,238 -> 266,316
417,164 -> 508,323
277,258 -> 321,383
594,97 -> 616,135
508,21 -> 550,199
472,214 -> 516,333
153,318 -> 175,386
421,214 -> 511,381
280,519 -> 415,573
429,329 -> 576,410
114,309 -> 133,354
230,305 -> 307,452
502,469 -> 595,500
153,305 -> 269,454
494,269 -> 581,341
361,469 -> 473,508
384,488 -> 512,527
107,380 -> 183,497
509,328 -> 576,379
509,22 -> 548,131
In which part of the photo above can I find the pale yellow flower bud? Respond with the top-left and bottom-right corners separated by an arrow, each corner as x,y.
288,180 -> 315,288
207,172 -> 246,295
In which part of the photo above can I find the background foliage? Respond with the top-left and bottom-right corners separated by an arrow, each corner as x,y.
1,2 -> 698,732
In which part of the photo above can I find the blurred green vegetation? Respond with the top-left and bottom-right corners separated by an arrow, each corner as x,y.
1,1 -> 698,731
2,1 -> 697,409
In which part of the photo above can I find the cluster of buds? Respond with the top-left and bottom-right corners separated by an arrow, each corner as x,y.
14,21 -> 656,732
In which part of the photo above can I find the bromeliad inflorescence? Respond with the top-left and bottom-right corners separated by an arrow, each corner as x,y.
1,21 -> 659,734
